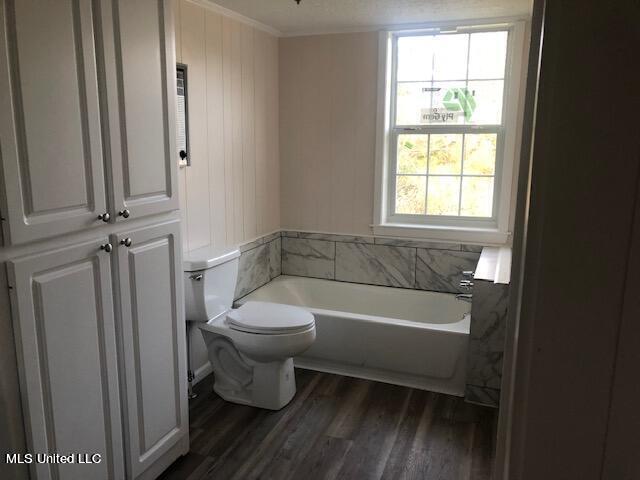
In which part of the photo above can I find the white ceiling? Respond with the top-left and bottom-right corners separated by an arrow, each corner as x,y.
206,0 -> 532,36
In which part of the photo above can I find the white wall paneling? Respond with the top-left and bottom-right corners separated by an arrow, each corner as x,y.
175,0 -> 280,252
279,33 -> 378,236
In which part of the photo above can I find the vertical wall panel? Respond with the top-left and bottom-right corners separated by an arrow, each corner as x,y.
230,21 -> 244,244
175,1 -> 280,252
278,39 -> 298,229
254,30 -> 268,235
181,1 -> 210,251
352,34 -> 377,234
279,33 -> 379,235
221,16 -> 235,246
267,35 -> 280,232
241,25 -> 257,240
205,11 -> 226,249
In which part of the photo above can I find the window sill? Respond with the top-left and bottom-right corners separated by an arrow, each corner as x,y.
371,223 -> 511,246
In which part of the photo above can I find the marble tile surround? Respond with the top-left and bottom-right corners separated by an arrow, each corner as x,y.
282,237 -> 336,279
234,233 -> 282,300
282,231 -> 480,293
335,243 -> 416,288
465,279 -> 510,407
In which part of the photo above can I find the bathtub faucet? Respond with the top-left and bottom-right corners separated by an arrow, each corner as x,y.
455,293 -> 473,303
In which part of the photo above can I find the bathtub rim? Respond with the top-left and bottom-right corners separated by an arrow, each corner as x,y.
236,276 -> 470,336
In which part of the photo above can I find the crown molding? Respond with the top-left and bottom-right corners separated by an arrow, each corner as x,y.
281,15 -> 531,37
185,0 -> 283,37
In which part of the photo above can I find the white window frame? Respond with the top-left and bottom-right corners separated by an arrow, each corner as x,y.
373,20 -> 528,245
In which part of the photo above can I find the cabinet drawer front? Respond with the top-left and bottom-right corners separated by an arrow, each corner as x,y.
115,220 -> 187,477
99,0 -> 179,222
0,0 -> 108,244
8,239 -> 124,480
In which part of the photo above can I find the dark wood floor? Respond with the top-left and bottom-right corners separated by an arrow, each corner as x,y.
160,369 -> 497,480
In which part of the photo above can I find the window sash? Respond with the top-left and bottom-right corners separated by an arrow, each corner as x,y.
388,127 -> 504,226
387,29 -> 510,227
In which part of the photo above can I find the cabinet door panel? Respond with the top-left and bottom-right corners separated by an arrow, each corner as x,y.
8,240 -> 124,480
0,0 -> 107,244
115,220 -> 187,478
99,0 -> 178,221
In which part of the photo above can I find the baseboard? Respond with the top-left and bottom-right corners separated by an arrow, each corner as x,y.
136,433 -> 189,480
193,362 -> 213,385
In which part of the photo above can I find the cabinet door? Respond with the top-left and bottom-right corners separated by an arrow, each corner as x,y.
115,220 -> 188,478
7,239 -> 125,480
0,0 -> 108,244
98,0 -> 179,223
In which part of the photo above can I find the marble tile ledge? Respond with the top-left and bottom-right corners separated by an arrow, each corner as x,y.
474,246 -> 512,284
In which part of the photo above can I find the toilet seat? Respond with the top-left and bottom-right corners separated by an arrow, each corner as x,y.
226,301 -> 315,335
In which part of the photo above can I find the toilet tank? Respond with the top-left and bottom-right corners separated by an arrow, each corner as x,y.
183,246 -> 241,322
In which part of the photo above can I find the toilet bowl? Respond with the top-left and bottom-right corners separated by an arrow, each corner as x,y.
183,245 -> 316,410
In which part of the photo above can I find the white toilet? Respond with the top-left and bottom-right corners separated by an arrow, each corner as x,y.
183,246 -> 316,410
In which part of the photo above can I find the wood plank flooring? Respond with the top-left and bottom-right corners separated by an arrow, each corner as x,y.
159,369 -> 497,480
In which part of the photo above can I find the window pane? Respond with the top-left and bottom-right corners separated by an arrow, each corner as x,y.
468,31 -> 508,79
396,82 -> 431,125
466,80 -> 504,124
422,81 -> 467,125
461,177 -> 494,217
397,135 -> 428,174
463,134 -> 497,175
397,35 -> 435,81
433,34 -> 469,80
429,134 -> 462,174
426,176 -> 460,215
396,176 -> 426,214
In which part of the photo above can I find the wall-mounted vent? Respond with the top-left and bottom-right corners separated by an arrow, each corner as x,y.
176,64 -> 189,167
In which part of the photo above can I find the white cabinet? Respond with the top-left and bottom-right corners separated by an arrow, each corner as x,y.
2,1 -> 188,478
114,220 -> 188,479
0,0 -> 109,244
98,0 -> 179,223
7,239 -> 125,480
8,224 -> 189,480
0,0 -> 179,245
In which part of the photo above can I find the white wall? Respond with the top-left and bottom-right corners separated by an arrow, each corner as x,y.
279,32 -> 379,236
175,0 -> 280,253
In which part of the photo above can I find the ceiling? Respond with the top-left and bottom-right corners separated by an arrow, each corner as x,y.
207,0 -> 533,36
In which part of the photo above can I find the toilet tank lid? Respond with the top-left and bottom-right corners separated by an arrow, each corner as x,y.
183,246 -> 240,271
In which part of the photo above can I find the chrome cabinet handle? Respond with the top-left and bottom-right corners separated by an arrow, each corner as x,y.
189,273 -> 203,281
118,209 -> 130,219
100,243 -> 113,253
98,213 -> 110,222
462,271 -> 475,278
120,238 -> 132,247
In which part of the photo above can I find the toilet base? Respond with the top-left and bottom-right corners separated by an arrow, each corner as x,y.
201,331 -> 298,410
213,358 -> 297,410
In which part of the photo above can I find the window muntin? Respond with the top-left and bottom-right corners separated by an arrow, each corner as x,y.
389,29 -> 510,225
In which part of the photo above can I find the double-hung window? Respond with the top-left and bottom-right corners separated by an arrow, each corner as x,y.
375,23 -> 526,244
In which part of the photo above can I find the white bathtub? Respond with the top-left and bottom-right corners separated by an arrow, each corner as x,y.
237,275 -> 470,396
